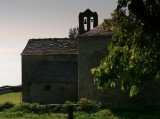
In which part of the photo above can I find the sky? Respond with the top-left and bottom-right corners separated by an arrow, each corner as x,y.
0,0 -> 117,87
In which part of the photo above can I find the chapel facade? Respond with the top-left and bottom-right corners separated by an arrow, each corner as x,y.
21,9 -> 160,106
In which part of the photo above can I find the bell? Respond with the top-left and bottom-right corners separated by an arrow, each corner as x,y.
90,19 -> 94,22
83,19 -> 87,24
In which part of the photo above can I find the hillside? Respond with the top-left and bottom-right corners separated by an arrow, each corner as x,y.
0,92 -> 22,104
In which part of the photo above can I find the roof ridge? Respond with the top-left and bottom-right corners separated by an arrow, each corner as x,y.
21,38 -> 78,55
80,23 -> 114,37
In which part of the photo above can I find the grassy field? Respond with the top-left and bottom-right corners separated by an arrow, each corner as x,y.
0,92 -> 22,104
0,92 -> 160,119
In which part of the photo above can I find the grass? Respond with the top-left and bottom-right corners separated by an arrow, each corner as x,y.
0,92 -> 22,104
0,93 -> 160,119
0,102 -> 160,119
0,112 -> 67,119
0,109 -> 118,119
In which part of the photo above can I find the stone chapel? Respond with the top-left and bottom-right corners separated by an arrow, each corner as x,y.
21,9 -> 160,106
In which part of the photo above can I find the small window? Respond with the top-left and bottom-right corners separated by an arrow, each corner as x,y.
44,85 -> 51,91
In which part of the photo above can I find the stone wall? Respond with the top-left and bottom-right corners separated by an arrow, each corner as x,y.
78,36 -> 122,104
22,54 -> 78,104
78,36 -> 160,106
31,82 -> 77,104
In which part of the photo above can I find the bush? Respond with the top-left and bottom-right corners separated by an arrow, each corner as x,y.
11,103 -> 66,114
48,105 -> 63,113
109,104 -> 157,114
76,98 -> 101,113
97,109 -> 113,116
11,103 -> 31,113
11,103 -> 47,114
4,111 -> 24,118
0,102 -> 14,111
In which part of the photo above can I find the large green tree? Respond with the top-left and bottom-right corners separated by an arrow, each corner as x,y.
91,0 -> 160,96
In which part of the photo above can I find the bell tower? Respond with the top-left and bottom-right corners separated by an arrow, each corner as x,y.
79,9 -> 98,35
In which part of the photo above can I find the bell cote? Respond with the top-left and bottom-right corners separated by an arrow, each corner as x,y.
79,9 -> 98,35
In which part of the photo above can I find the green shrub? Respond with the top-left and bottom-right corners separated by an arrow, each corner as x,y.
10,103 -> 67,114
109,104 -> 157,114
49,105 -> 65,113
30,103 -> 39,113
76,98 -> 101,113
61,101 -> 76,113
10,103 -> 35,113
3,111 -> 24,118
0,102 -> 14,111
10,103 -> 31,113
7,103 -> 63,114
97,109 -> 113,116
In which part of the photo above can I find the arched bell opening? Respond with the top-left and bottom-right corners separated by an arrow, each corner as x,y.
90,17 -> 94,30
83,17 -> 87,31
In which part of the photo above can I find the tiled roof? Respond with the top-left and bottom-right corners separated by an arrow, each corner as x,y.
21,38 -> 78,55
80,23 -> 114,37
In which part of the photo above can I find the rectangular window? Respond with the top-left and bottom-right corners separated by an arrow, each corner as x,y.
44,85 -> 51,91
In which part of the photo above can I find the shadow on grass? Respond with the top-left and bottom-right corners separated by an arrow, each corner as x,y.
103,104 -> 160,119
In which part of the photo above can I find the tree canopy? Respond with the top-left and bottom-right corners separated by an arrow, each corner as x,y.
68,27 -> 79,39
91,0 -> 160,96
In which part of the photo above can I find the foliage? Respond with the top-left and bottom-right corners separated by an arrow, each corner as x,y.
108,104 -> 157,114
76,98 -> 101,113
91,0 -> 160,96
10,103 -> 65,114
74,111 -> 117,119
97,109 -> 113,116
4,111 -> 24,118
68,27 -> 79,38
0,102 -> 160,119
0,102 -> 14,111
106,104 -> 160,119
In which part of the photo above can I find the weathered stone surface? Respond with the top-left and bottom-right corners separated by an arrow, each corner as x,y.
35,61 -> 77,83
31,82 -> 78,104
22,55 -> 78,104
80,24 -> 114,37
21,38 -> 77,55
78,34 -> 160,106
21,9 -> 160,106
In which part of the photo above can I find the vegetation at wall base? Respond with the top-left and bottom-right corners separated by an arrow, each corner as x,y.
0,102 -> 14,111
0,100 -> 160,119
76,98 -> 101,113
0,93 -> 160,119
